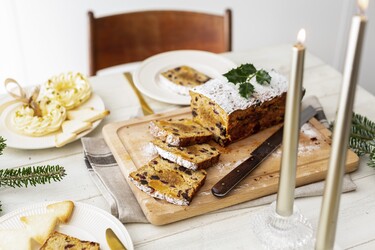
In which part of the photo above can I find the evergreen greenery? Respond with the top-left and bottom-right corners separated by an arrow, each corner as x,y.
330,113 -> 375,168
0,136 -> 5,156
0,136 -> 66,212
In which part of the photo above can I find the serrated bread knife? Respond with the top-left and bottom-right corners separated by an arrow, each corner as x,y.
211,105 -> 317,197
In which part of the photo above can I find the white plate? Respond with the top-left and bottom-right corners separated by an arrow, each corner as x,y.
0,201 -> 134,250
133,50 -> 237,105
0,93 -> 105,149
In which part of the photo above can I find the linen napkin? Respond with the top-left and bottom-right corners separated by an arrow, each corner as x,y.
82,137 -> 148,223
82,96 -> 356,224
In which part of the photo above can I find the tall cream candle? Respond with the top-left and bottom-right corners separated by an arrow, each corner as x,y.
316,0 -> 368,249
276,29 -> 306,217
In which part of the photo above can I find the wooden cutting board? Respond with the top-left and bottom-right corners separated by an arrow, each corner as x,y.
102,107 -> 359,225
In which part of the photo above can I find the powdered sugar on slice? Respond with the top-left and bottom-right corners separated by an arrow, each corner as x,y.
191,69 -> 288,114
140,142 -> 158,159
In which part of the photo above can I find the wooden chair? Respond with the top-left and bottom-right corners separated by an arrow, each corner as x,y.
88,9 -> 232,76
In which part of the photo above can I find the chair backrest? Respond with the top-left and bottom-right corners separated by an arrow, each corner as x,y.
88,9 -> 232,76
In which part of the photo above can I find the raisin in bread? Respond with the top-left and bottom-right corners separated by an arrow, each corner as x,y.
190,70 -> 288,146
160,66 -> 211,95
149,118 -> 212,147
129,156 -> 207,205
40,231 -> 99,250
151,139 -> 220,170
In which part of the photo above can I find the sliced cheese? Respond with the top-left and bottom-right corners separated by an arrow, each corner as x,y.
46,200 -> 74,223
67,108 -> 110,123
20,213 -> 58,245
62,120 -> 92,134
0,229 -> 32,250
55,132 -> 77,148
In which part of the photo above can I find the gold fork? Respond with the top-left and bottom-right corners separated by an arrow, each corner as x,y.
123,72 -> 154,116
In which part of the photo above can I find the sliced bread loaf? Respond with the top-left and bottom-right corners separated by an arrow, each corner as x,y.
40,231 -> 99,250
149,118 -> 212,147
129,156 -> 207,205
151,139 -> 220,170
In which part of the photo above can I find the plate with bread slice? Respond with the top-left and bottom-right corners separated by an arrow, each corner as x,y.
0,200 -> 134,250
0,93 -> 109,149
133,50 -> 237,105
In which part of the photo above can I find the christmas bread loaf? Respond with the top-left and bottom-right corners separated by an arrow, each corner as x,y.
129,156 -> 207,206
151,139 -> 220,171
160,66 -> 211,95
189,69 -> 288,146
40,231 -> 100,250
149,118 -> 212,147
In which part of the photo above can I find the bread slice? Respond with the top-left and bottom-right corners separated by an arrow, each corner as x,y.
55,132 -> 77,147
160,65 -> 211,95
40,231 -> 99,250
20,213 -> 58,244
62,120 -> 92,134
129,156 -> 207,205
152,139 -> 220,170
0,229 -> 32,250
46,200 -> 75,223
149,118 -> 212,147
67,108 -> 110,123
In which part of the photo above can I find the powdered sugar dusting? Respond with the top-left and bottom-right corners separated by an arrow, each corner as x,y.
272,143 -> 321,158
191,69 -> 288,114
301,123 -> 319,138
141,142 -> 158,159
214,159 -> 246,174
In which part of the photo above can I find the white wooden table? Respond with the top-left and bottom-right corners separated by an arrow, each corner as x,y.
1,44 -> 375,249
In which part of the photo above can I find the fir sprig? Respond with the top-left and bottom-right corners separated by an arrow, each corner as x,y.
0,136 -> 6,155
0,165 -> 66,188
332,113 -> 375,168
0,136 -> 66,212
223,64 -> 272,98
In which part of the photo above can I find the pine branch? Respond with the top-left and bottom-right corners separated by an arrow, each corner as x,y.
352,113 -> 375,135
0,165 -> 66,188
0,136 -> 6,155
331,113 -> 375,169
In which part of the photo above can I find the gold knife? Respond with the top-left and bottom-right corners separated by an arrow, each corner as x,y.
123,72 -> 154,116
106,228 -> 127,250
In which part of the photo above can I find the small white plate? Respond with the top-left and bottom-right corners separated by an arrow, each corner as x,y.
133,50 -> 237,105
0,201 -> 133,250
0,93 -> 105,149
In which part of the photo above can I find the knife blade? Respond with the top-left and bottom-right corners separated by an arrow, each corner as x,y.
211,105 -> 317,197
106,228 -> 127,250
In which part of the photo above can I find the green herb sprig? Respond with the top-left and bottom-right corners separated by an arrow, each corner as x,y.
0,136 -> 5,155
330,113 -> 375,168
0,165 -> 66,188
0,136 -> 66,212
223,63 -> 272,98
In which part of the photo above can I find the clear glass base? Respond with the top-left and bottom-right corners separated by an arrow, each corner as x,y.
251,201 -> 314,250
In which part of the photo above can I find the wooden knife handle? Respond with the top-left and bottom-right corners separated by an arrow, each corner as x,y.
211,156 -> 262,197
